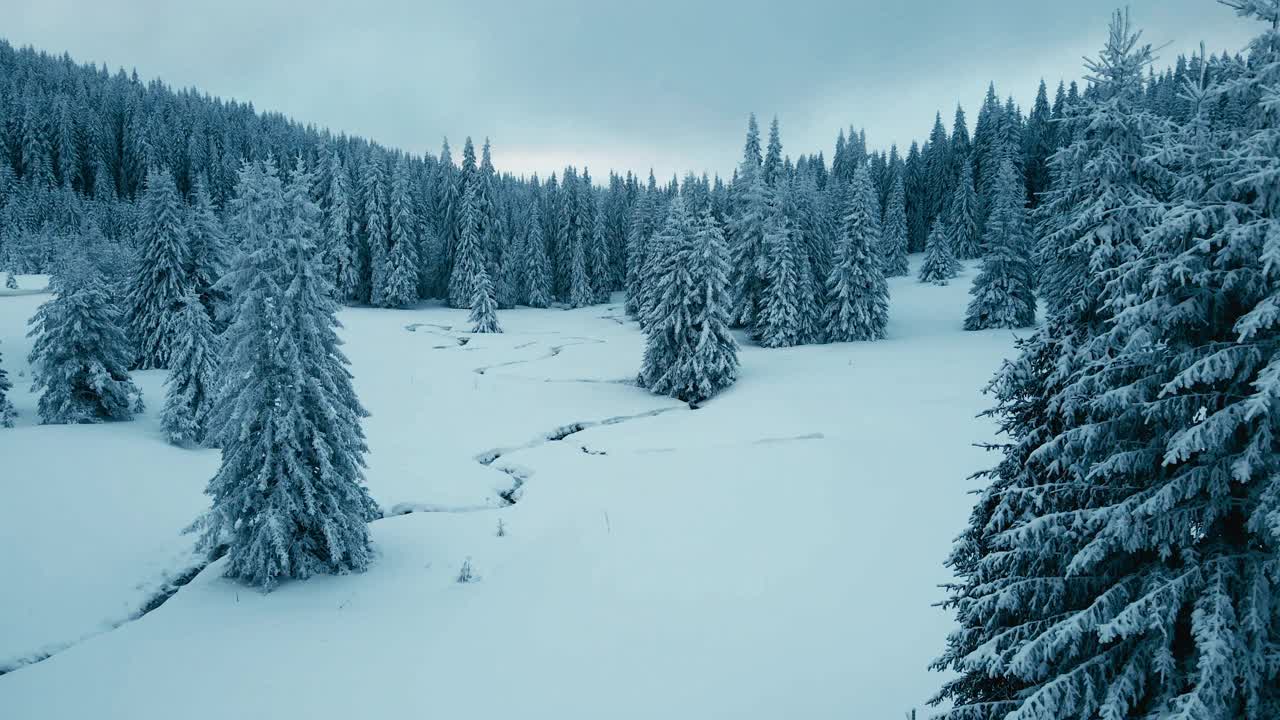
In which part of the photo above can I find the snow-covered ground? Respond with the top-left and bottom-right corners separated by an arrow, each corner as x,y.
0,260 -> 1024,719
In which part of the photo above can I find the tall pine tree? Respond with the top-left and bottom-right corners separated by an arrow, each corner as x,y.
193,159 -> 379,589
126,167 -> 190,369
824,166 -> 889,342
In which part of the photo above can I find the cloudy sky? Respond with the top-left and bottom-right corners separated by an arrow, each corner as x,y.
3,0 -> 1258,179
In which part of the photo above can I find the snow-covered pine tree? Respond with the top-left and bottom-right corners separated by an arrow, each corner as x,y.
1035,10 -> 1162,326
187,175 -> 228,320
762,116 -> 783,187
193,158 -> 379,589
755,189 -> 805,348
588,194 -> 611,303
161,292 -> 218,446
362,153 -> 390,306
945,160 -> 981,259
28,252 -> 141,424
448,179 -> 486,309
469,265 -> 501,334
728,170 -> 769,327
498,219 -> 525,309
523,198 -> 553,308
880,172 -> 910,277
566,218 -> 593,308
0,341 -> 14,427
382,156 -> 420,308
5,272 -> 17,290
624,187 -> 656,316
931,10 -> 1280,719
637,196 -> 684,383
918,219 -> 960,285
638,199 -> 738,403
825,166 -> 889,342
126,166 -> 190,369
788,171 -> 828,344
964,156 -> 1035,330
323,148 -> 359,302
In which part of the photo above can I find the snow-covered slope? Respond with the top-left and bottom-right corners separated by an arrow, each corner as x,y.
0,260 -> 1024,718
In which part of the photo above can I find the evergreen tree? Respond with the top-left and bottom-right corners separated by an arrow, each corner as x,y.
638,199 -> 738,403
904,141 -> 928,251
469,265 -> 501,334
1024,79 -> 1055,207
523,199 -> 553,308
918,219 -> 960,285
448,180 -> 486,309
624,188 -> 656,316
497,217 -> 525,309
187,176 -> 228,319
945,161 -> 981,259
950,105 -> 972,185
125,167 -> 189,369
931,11 -> 1277,719
762,116 -> 783,186
0,341 -> 14,427
382,157 -> 419,308
323,149 -> 359,302
588,194 -> 611,303
193,159 -> 379,589
964,157 -> 1035,330
28,252 -> 141,424
881,172 -> 910,277
728,171 -> 769,327
755,190 -> 804,348
161,292 -> 219,446
566,220 -> 593,309
924,111 -> 952,228
361,153 -> 389,306
824,167 -> 889,342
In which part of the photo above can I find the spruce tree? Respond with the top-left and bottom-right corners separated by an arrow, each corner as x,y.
469,266 -> 501,334
1024,79 -> 1055,207
187,176 -> 228,319
382,157 -> 419,308
825,167 -> 889,342
638,199 -> 738,403
498,220 -> 525,309
0,342 -> 14,427
881,172 -> 910,277
624,188 -> 656,316
448,179 -> 486,309
762,116 -> 783,187
755,190 -> 804,348
323,149 -> 359,302
5,272 -> 17,290
161,292 -> 219,446
126,167 -> 190,369
964,157 -> 1035,330
566,220 -> 593,309
930,11 -> 1280,719
362,153 -> 389,306
28,252 -> 141,424
945,161 -> 981,259
728,170 -> 769,327
523,199 -> 552,308
193,159 -> 379,589
588,194 -> 611,303
918,219 -> 960,285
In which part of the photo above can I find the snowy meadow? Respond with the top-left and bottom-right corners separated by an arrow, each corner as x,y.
2,3 -> 1279,719
2,263 -> 1018,718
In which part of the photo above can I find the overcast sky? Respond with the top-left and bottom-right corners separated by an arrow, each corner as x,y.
3,0 -> 1258,180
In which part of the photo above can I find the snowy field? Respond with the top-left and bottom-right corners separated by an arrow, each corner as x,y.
0,259 -> 1023,719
